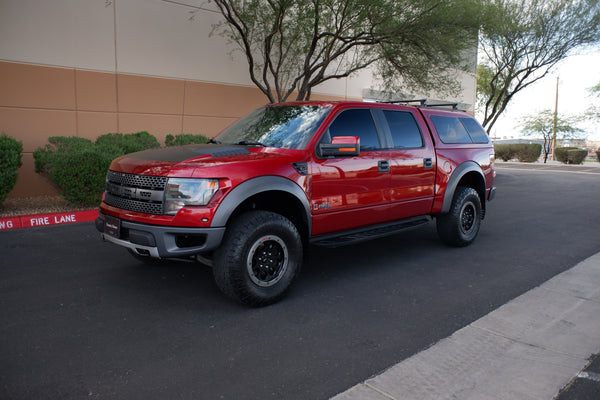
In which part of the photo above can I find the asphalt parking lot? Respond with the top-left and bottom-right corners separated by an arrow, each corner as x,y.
1,163 -> 600,399
556,353 -> 600,400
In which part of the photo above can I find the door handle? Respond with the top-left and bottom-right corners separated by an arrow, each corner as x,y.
378,160 -> 390,173
424,158 -> 433,170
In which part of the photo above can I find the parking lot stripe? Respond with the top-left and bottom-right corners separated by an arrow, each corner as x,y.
578,371 -> 600,383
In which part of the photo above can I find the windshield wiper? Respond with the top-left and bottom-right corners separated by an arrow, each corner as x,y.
207,138 -> 221,144
235,140 -> 265,147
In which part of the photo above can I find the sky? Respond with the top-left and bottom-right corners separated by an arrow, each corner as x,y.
477,51 -> 600,142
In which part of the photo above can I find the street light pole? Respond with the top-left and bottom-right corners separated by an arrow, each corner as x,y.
552,76 -> 559,160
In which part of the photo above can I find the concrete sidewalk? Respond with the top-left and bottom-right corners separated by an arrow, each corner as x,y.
332,253 -> 600,400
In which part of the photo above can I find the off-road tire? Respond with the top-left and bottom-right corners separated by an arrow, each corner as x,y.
213,211 -> 302,307
436,186 -> 482,247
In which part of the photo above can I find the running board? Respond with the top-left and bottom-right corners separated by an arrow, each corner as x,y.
310,216 -> 431,248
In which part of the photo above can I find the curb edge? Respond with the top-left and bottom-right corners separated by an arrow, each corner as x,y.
0,209 -> 98,231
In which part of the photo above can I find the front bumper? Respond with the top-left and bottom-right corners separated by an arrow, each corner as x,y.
488,186 -> 497,202
96,212 -> 225,259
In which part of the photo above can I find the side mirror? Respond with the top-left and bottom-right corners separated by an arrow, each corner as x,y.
319,136 -> 360,157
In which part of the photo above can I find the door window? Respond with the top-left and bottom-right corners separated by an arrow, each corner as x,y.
327,109 -> 381,151
383,110 -> 424,149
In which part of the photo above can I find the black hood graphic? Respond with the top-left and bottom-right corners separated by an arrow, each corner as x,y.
124,144 -> 252,162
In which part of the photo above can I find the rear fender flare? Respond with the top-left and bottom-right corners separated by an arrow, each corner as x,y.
441,161 -> 485,214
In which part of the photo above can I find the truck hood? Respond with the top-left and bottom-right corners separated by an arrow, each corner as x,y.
109,144 -> 298,177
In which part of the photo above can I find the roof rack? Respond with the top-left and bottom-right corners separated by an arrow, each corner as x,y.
378,98 -> 460,111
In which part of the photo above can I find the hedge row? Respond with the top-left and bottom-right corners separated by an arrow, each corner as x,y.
33,133 -> 209,206
494,143 -> 542,163
555,147 -> 587,165
0,133 -> 23,205
165,133 -> 209,146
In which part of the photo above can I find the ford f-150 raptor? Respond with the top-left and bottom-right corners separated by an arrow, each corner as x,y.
96,100 -> 496,306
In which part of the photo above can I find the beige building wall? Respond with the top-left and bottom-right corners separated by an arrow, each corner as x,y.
0,0 -> 475,198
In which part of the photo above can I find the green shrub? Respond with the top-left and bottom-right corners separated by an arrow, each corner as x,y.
512,143 -> 541,162
555,147 -> 587,164
568,149 -> 587,164
49,146 -> 119,205
34,135 -> 135,206
95,131 -> 160,154
0,133 -> 23,205
34,145 -> 53,173
165,133 -> 209,146
494,143 -> 541,162
494,144 -> 514,161
47,136 -> 94,151
555,147 -> 574,162
34,136 -> 95,173
596,150 -> 600,163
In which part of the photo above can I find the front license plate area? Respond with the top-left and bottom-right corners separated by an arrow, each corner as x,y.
104,215 -> 121,238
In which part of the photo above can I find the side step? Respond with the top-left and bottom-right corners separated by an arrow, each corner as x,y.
310,216 -> 432,248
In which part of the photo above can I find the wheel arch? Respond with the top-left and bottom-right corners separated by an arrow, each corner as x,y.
441,162 -> 487,217
212,176 -> 311,241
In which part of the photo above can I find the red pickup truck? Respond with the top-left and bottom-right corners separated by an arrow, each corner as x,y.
96,101 -> 496,306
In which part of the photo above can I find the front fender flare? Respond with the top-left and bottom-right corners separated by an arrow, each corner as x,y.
211,176 -> 311,231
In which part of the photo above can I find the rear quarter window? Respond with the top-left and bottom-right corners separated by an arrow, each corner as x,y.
430,115 -> 489,144
460,117 -> 490,143
430,116 -> 472,144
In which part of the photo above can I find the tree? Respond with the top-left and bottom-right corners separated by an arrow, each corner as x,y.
584,81 -> 600,121
521,109 -> 583,163
211,0 -> 488,103
478,0 -> 600,133
476,63 -> 501,111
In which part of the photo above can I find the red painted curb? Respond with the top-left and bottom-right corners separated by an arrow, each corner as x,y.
0,209 -> 98,231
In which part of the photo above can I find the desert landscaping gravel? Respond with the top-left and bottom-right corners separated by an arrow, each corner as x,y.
0,196 -> 94,217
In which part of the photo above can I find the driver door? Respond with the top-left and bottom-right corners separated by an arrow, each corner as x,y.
311,108 -> 391,236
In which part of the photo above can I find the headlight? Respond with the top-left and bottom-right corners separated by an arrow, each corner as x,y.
164,178 -> 219,215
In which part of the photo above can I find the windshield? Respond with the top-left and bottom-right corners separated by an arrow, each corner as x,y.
215,105 -> 331,150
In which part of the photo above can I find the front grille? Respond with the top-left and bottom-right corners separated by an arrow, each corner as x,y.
106,171 -> 167,189
104,193 -> 164,215
104,171 -> 167,215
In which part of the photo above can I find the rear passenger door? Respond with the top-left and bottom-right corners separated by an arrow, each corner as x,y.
380,108 -> 437,219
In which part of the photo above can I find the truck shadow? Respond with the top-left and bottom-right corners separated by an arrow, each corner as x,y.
300,223 -> 441,284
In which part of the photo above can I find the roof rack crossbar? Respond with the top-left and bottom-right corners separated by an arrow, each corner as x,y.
379,99 -> 427,105
425,102 -> 459,111
377,99 -> 459,110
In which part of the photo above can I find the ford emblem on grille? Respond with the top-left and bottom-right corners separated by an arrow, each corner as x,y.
104,170 -> 168,215
122,187 -> 136,198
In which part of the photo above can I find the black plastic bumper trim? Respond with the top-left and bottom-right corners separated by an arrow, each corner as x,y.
97,213 -> 225,258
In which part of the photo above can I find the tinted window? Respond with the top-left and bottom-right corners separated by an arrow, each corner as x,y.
430,115 -> 472,144
328,109 -> 381,151
460,117 -> 489,143
383,110 -> 424,149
